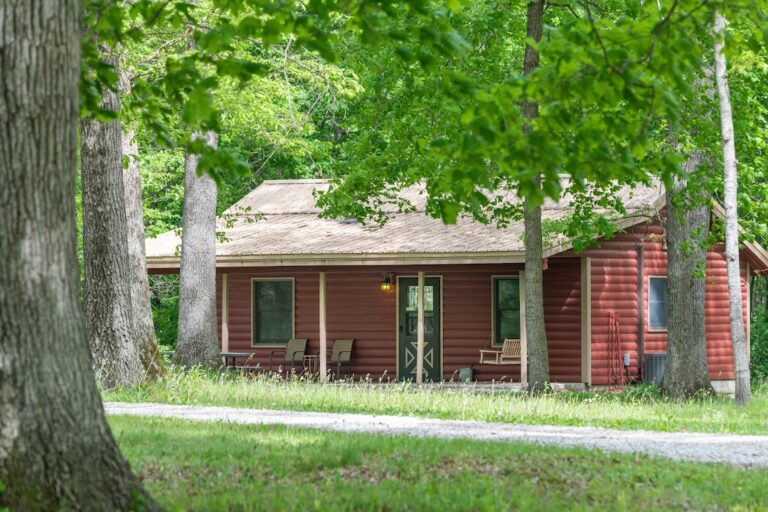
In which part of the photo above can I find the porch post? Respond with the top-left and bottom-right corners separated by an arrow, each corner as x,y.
221,273 -> 229,352
416,271 -> 425,384
519,270 -> 528,385
319,271 -> 327,381
581,257 -> 592,386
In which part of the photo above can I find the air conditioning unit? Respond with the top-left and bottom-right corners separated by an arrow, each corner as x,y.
643,352 -> 667,385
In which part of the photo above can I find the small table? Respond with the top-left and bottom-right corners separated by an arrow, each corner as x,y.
220,352 -> 254,368
303,355 -> 319,374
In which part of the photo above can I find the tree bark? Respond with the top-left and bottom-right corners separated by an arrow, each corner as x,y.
173,132 -> 222,368
522,0 -> 550,393
81,59 -> 144,389
0,3 -> 159,509
714,12 -> 750,404
661,154 -> 712,398
121,73 -> 164,379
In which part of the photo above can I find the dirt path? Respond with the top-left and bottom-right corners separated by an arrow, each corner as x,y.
105,402 -> 768,468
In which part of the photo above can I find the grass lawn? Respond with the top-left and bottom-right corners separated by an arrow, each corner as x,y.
104,369 -> 768,435
111,415 -> 768,511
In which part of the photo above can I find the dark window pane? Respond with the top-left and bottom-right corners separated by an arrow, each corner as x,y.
256,281 -> 292,311
407,286 -> 418,311
499,310 -> 521,340
424,314 -> 434,334
649,278 -> 668,330
494,278 -> 520,345
256,311 -> 292,341
406,313 -> 418,335
253,280 -> 293,343
497,279 -> 520,309
407,285 -> 433,312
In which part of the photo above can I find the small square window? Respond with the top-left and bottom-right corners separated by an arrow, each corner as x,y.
649,277 -> 668,331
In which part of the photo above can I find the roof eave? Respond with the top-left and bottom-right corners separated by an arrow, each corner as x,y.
146,251 -> 527,270
711,202 -> 768,272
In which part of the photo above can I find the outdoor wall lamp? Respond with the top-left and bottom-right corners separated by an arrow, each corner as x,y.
380,273 -> 394,292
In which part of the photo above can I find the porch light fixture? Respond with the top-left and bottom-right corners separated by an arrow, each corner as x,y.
380,273 -> 394,292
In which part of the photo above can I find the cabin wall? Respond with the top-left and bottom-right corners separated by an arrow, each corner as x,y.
168,220 -> 751,386
213,261 -> 583,382
575,221 -> 749,385
543,257 -> 583,383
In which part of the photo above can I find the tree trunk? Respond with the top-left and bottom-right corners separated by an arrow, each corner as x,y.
121,73 -> 164,379
714,12 -> 750,404
81,59 -> 144,389
522,0 -> 550,393
0,3 -> 159,509
661,155 -> 712,398
173,132 -> 222,368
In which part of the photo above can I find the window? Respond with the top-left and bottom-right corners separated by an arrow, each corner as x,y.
405,283 -> 435,335
252,279 -> 294,344
493,277 -> 521,345
649,276 -> 668,331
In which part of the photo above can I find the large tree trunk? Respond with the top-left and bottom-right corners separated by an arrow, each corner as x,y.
0,3 -> 159,509
661,154 -> 712,398
714,12 -> 750,404
173,132 -> 222,368
121,74 -> 164,379
522,0 -> 550,393
81,59 -> 144,389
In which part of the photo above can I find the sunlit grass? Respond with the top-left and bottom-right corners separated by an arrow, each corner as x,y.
103,367 -> 768,435
111,415 -> 768,511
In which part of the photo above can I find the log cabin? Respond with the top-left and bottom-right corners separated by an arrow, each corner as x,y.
146,179 -> 768,391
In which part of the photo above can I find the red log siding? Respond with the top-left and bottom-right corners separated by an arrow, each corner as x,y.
575,221 -> 749,384
218,270 -> 320,368
442,271 -> 499,382
704,248 -> 749,381
543,257 -> 582,382
214,263 -> 583,382
179,222 -> 755,386
207,218 -> 751,384
580,231 -> 641,385
325,271 -> 395,378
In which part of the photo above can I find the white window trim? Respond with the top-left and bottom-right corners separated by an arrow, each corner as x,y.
250,277 -> 296,347
648,275 -> 668,333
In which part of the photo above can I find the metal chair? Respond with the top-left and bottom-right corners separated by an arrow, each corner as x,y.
328,339 -> 354,379
269,338 -> 308,374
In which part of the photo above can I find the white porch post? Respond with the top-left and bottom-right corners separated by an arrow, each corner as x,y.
319,271 -> 327,381
416,271 -> 425,384
221,273 -> 229,352
519,270 -> 528,386
581,257 -> 592,386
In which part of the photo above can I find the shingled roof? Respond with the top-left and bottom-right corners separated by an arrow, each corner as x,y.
145,179 -> 668,269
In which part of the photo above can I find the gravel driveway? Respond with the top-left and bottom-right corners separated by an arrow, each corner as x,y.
105,402 -> 768,468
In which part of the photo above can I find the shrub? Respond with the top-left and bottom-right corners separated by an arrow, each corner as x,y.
751,308 -> 768,382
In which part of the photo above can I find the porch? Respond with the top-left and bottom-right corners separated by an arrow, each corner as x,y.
214,258 -> 587,385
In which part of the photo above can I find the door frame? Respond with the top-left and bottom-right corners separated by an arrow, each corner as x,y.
395,275 -> 444,381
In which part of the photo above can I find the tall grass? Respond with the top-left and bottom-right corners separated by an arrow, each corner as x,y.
104,367 -> 768,435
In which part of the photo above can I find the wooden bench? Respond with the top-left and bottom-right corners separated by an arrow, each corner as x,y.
479,339 -> 522,365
